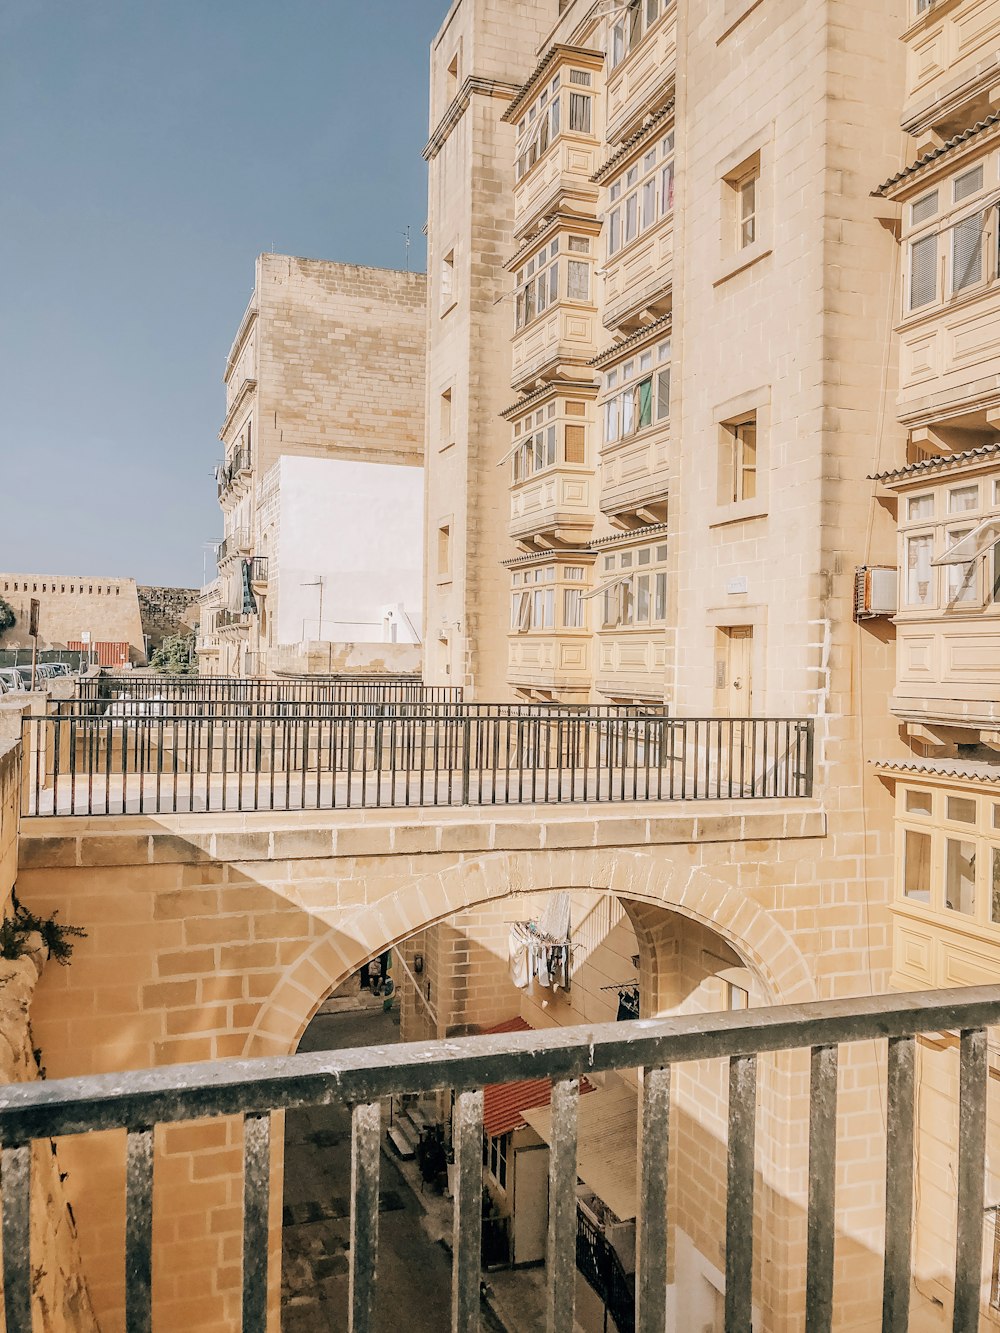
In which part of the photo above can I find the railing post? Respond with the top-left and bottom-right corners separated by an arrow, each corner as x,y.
460,716 -> 471,806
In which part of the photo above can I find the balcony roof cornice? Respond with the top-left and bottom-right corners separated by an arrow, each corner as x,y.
871,441 -> 1000,486
500,378 -> 599,422
423,76 -> 521,162
872,111 -> 1000,198
501,521 -> 668,569
506,209 -> 604,273
591,101 -> 675,185
500,44 -> 605,126
588,313 -> 672,369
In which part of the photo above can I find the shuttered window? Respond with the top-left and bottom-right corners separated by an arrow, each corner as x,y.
909,233 -> 937,310
564,425 -> 586,464
952,214 -> 984,292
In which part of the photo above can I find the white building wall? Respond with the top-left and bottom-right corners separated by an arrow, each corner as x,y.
275,455 -> 424,648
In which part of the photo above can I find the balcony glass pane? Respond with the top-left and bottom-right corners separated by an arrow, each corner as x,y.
909,234 -> 937,309
953,214 -> 984,292
992,848 -> 1000,925
908,494 -> 933,520
905,534 -> 933,606
945,838 -> 976,915
947,796 -> 977,824
905,789 -> 932,815
904,829 -> 932,903
948,485 -> 978,513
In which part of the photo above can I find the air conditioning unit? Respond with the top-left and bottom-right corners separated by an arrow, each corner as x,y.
854,565 -> 897,620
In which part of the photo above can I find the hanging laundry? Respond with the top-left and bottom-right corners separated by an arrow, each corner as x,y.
616,987 -> 640,1021
509,924 -> 530,989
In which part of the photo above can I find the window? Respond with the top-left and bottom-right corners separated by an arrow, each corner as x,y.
909,233 -> 937,310
446,51 -> 459,100
945,527 -> 978,603
952,211 -> 985,293
911,191 -> 938,226
948,796 -> 977,824
565,424 -> 586,464
569,92 -> 592,134
954,166 -> 983,203
510,400 -> 589,480
905,533 -> 933,606
606,133 -> 674,258
601,341 -> 670,446
440,388 -> 453,446
906,789 -> 933,815
908,494 -> 934,521
903,829 -> 932,903
515,72 -> 566,181
511,564 -> 585,633
945,838 -> 976,914
610,0 -> 666,68
948,485 -> 978,513
440,249 -> 456,314
592,544 -> 668,629
487,1134 -> 508,1191
514,237 -> 591,329
721,415 -> 757,504
437,524 -> 451,580
738,172 -> 757,249
567,259 -> 590,302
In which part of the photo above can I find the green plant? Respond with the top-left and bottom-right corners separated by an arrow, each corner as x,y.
2,896 -> 87,966
148,633 -> 197,675
0,596 -> 15,638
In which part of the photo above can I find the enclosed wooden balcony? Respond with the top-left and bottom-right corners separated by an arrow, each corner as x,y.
509,469 -> 596,547
604,2 -> 676,144
901,0 -> 1000,135
600,431 -> 670,525
512,139 -> 601,243
511,305 -> 599,393
602,216 -> 673,334
878,444 -> 1000,728
507,633 -> 592,698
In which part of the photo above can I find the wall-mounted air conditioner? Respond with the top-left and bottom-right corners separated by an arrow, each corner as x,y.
854,566 -> 897,621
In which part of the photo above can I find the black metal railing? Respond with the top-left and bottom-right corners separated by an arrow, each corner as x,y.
1,987 -> 997,1333
77,674 -> 462,706
215,610 -> 249,631
21,711 -> 813,816
248,556 -> 268,585
217,448 -> 251,497
576,1203 -> 635,1333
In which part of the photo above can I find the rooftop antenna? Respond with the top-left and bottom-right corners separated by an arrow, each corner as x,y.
400,225 -> 412,271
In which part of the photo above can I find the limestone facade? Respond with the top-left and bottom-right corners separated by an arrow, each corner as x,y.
202,255 -> 427,676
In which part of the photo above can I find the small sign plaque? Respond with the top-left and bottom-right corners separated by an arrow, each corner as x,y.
726,577 -> 748,595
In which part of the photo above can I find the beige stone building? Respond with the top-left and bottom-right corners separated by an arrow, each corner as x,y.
201,254 -> 427,676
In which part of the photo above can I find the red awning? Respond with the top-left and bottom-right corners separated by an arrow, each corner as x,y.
481,1017 -> 592,1137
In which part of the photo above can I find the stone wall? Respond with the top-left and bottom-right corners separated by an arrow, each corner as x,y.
0,573 -> 146,661
0,740 -> 97,1331
137,586 -> 200,651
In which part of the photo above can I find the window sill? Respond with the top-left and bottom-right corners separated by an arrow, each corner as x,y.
709,500 -> 768,527
713,243 -> 772,288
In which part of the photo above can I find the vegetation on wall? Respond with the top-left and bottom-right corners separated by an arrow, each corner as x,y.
0,896 -> 87,966
0,597 -> 15,637
148,633 -> 197,675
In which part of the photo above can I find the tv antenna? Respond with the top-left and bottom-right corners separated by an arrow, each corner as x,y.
400,225 -> 412,271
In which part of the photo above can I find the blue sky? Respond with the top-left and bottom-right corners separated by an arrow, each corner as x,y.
0,0 -> 443,587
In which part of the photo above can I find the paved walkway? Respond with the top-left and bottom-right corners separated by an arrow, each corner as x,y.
281,995 -> 506,1332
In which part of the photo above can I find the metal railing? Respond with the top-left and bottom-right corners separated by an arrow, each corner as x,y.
216,531 -> 251,565
247,556 -> 268,584
21,712 -> 813,815
217,447 -> 251,497
1,987 -> 997,1333
576,1203 -> 635,1333
78,674 -> 462,705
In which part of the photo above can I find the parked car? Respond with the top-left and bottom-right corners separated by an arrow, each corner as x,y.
0,668 -> 29,693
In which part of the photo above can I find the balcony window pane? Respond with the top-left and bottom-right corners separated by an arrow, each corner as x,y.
909,234 -> 937,309
953,214 -> 984,292
945,838 -> 976,915
661,162 -> 675,213
905,533 -> 933,606
949,486 -> 979,513
546,426 -> 556,466
567,260 -> 589,301
642,178 -> 657,230
656,367 -> 671,420
945,528 -> 977,603
604,399 -> 619,444
625,194 -> 638,244
910,191 -> 938,225
905,789 -> 932,815
569,93 -> 591,134
645,0 -> 658,24
550,95 -> 560,137
992,848 -> 1000,925
908,494 -> 933,521
947,796 -> 977,824
608,209 -> 620,257
550,263 -> 559,303
903,829 -> 932,903
654,572 -> 666,621
563,587 -> 585,629
622,389 -> 635,437
638,378 -> 653,428
565,425 -> 586,464
612,20 -> 625,65
993,543 -> 1000,603
636,574 -> 650,621
954,165 -> 983,202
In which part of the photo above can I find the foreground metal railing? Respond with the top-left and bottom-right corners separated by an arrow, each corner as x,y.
78,675 -> 464,705
21,712 -> 813,815
1,987 -> 997,1333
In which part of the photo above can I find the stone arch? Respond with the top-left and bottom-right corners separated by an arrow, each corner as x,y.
248,845 -> 817,1057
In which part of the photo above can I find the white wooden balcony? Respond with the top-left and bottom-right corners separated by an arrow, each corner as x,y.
901,0 -> 1000,134
513,140 -> 600,241
605,9 -> 677,144
509,469 -> 596,546
600,429 -> 670,523
602,216 -> 673,333
596,631 -> 667,702
511,306 -> 599,392
507,633 -> 592,697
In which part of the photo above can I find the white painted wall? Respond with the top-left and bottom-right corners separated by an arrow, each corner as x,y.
275,456 -> 424,647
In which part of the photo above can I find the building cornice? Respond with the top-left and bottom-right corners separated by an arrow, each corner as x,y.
500,378 -> 600,422
218,379 -> 258,443
506,209 -> 603,273
423,76 -> 520,162
873,111 -> 1000,198
500,522 -> 668,569
591,102 -> 675,185
224,300 -> 258,384
500,44 -> 605,126
588,314 -> 672,369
